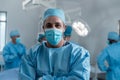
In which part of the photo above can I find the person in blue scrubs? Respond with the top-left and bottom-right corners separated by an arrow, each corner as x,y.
19,8 -> 90,80
37,33 -> 46,43
97,31 -> 120,80
64,25 -> 72,41
2,30 -> 26,70
31,33 -> 46,50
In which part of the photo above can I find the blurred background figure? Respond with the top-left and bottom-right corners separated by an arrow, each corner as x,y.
31,32 -> 46,49
107,32 -> 119,45
64,25 -> 73,41
2,30 -> 26,70
37,32 -> 46,43
97,31 -> 120,80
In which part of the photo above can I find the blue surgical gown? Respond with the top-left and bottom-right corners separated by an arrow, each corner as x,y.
3,42 -> 26,70
19,42 -> 90,80
97,42 -> 120,80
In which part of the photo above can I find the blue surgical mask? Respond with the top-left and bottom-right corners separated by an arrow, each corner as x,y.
107,40 -> 112,45
45,28 -> 63,46
107,40 -> 110,45
16,37 -> 21,43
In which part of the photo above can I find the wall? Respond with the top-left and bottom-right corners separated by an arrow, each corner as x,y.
0,0 -> 41,50
57,0 -> 120,65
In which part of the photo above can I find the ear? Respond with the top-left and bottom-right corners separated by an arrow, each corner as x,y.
42,26 -> 45,32
42,26 -> 44,30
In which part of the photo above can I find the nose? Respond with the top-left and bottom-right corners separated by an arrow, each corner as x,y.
52,24 -> 56,28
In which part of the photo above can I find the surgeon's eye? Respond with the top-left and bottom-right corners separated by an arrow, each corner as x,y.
45,23 -> 53,28
55,23 -> 62,29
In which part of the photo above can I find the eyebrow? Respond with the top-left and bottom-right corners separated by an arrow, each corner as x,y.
46,22 -> 61,25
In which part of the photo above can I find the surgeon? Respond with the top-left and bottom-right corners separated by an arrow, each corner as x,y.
2,30 -> 26,70
19,8 -> 90,80
64,25 -> 72,41
97,31 -> 120,80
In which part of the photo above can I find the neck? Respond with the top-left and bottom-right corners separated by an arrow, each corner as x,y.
46,39 -> 65,48
12,40 -> 16,44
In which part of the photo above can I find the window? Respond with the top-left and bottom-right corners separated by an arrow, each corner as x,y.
0,11 -> 7,51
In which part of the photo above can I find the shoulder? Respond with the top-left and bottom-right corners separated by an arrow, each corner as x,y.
23,43 -> 43,63
3,42 -> 12,49
104,43 -> 118,50
68,42 -> 90,57
98,45 -> 113,57
69,42 -> 89,52
19,43 -> 26,47
27,43 -> 43,56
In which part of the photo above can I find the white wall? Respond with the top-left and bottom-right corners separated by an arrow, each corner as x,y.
0,0 -> 41,49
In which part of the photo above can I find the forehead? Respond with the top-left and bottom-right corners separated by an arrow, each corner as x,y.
44,16 -> 63,24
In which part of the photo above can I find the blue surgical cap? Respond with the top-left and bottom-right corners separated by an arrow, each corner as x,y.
108,32 -> 119,41
10,30 -> 20,37
43,8 -> 65,23
64,25 -> 73,36
37,33 -> 45,41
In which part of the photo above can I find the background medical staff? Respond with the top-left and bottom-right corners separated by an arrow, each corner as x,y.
97,31 -> 120,80
30,33 -> 46,50
2,30 -> 26,70
19,8 -> 90,80
37,33 -> 46,43
64,25 -> 73,41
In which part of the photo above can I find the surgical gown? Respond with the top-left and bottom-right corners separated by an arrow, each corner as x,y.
97,42 -> 120,80
3,42 -> 26,70
19,42 -> 90,80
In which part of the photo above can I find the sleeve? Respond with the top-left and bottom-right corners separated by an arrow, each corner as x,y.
2,46 -> 17,63
21,45 -> 26,55
19,48 -> 36,80
41,48 -> 90,80
18,44 -> 26,58
97,48 -> 108,71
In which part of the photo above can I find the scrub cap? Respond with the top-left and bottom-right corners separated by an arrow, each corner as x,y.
108,32 -> 119,41
43,8 -> 65,23
64,25 -> 73,36
10,30 -> 20,37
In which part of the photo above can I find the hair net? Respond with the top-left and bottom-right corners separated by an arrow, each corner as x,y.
43,8 -> 65,24
10,30 -> 20,37
108,32 -> 119,41
64,25 -> 73,36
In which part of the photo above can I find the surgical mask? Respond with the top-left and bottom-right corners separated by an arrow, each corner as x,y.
107,40 -> 110,45
45,28 -> 63,46
107,40 -> 113,45
16,37 -> 21,43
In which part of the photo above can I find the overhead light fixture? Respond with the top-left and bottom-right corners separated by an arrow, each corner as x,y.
22,0 -> 56,10
72,19 -> 90,37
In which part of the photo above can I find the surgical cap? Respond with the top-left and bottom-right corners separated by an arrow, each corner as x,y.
64,25 -> 73,36
10,30 -> 20,37
43,8 -> 65,23
37,33 -> 45,41
108,32 -> 119,41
